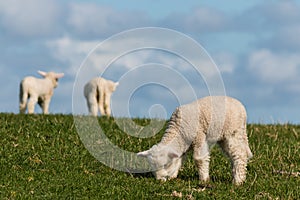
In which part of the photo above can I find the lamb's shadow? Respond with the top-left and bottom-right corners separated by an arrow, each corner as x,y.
131,172 -> 153,178
127,168 -> 232,186
126,168 -> 154,178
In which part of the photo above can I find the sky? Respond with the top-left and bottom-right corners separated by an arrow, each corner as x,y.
1,0 -> 300,123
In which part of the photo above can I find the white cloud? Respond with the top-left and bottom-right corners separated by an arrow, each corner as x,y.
45,36 -> 99,76
67,2 -> 150,38
263,24 -> 300,51
47,34 -> 215,116
45,29 -> 224,76
163,6 -> 228,33
236,0 -> 300,31
213,52 -> 236,73
185,7 -> 228,31
237,1 -> 300,52
67,3 -> 113,37
0,0 -> 61,37
259,0 -> 300,26
248,49 -> 300,83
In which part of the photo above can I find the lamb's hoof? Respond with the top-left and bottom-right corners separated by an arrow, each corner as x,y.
233,179 -> 245,186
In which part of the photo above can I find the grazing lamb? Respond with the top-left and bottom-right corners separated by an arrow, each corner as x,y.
138,96 -> 253,185
19,71 -> 64,114
84,77 -> 119,116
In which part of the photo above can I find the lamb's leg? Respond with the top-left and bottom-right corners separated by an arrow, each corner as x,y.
104,93 -> 112,116
19,87 -> 28,114
19,103 -> 27,114
38,97 -> 44,112
193,139 -> 210,183
243,129 -> 253,160
218,131 -> 249,185
42,97 -> 51,114
27,95 -> 38,114
87,94 -> 98,116
168,156 -> 185,179
98,91 -> 105,116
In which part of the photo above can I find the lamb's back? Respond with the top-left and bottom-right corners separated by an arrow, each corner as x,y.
191,96 -> 246,140
160,96 -> 246,146
178,96 -> 246,138
22,76 -> 53,95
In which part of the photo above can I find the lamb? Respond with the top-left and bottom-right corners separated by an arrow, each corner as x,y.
19,70 -> 64,114
138,96 -> 253,185
84,77 -> 119,116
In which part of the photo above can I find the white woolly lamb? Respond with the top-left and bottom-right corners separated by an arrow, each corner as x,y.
138,96 -> 253,185
19,71 -> 64,114
84,77 -> 119,116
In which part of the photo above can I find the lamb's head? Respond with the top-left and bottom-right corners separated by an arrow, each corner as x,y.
137,145 -> 182,181
38,70 -> 64,88
109,81 -> 119,92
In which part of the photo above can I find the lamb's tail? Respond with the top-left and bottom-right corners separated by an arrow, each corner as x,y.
19,80 -> 28,114
96,84 -> 101,104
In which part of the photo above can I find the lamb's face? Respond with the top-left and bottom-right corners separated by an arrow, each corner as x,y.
38,71 -> 64,88
152,155 -> 182,181
108,81 -> 119,92
138,145 -> 182,181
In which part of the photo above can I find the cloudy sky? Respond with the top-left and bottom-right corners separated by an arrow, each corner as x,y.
1,0 -> 300,123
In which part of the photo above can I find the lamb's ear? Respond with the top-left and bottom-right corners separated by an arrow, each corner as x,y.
38,70 -> 47,77
55,73 -> 64,79
137,150 -> 151,157
115,82 -> 119,87
167,148 -> 179,159
168,152 -> 179,159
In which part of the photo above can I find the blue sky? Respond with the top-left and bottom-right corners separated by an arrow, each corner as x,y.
1,0 -> 300,123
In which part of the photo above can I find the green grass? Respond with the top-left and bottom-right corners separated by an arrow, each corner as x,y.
0,114 -> 299,199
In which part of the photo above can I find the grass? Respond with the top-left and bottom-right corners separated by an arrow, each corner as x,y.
0,113 -> 299,199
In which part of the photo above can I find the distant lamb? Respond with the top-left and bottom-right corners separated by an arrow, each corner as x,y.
19,71 -> 64,114
84,77 -> 119,116
138,96 -> 253,185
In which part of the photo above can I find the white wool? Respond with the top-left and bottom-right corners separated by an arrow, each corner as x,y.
19,71 -> 64,114
84,77 -> 119,116
138,96 -> 253,185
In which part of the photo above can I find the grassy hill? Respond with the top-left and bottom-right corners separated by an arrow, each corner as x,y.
0,114 -> 299,199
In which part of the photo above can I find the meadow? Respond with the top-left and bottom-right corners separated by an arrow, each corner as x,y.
0,113 -> 299,199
